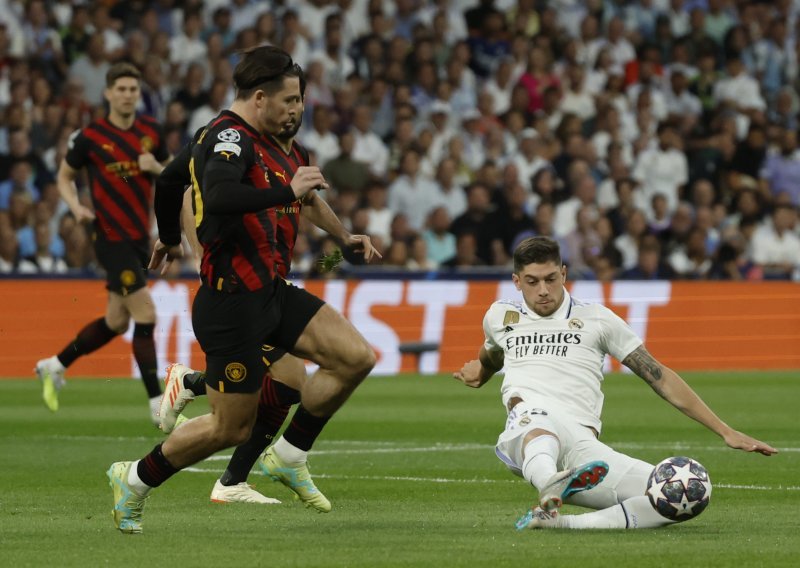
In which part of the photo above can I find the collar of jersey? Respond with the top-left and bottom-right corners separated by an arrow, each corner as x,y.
523,289 -> 572,321
219,109 -> 260,139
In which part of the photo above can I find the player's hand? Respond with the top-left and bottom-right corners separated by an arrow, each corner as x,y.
72,204 -> 96,224
148,239 -> 185,276
138,152 -> 163,175
343,234 -> 382,263
453,359 -> 485,388
290,166 -> 328,199
723,430 -> 778,456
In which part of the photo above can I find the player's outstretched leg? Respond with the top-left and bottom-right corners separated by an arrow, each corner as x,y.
517,495 -> 675,530
35,356 -> 66,412
538,460 -> 609,512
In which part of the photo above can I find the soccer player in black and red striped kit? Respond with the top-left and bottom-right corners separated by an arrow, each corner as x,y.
156,74 -> 380,509
35,63 -> 169,422
106,46 -> 377,534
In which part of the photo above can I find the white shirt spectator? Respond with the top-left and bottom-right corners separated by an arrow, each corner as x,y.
632,146 -> 688,214
751,224 -> 800,267
663,86 -> 702,118
713,71 -> 766,111
387,174 -> 444,232
300,128 -> 340,168
169,32 -> 207,72
351,128 -> 389,178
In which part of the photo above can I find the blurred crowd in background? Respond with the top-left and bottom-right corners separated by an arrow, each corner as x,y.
1,0 -> 800,280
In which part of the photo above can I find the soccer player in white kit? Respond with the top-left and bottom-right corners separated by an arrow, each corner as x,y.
454,237 -> 777,529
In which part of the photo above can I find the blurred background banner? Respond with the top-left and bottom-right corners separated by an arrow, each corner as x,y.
1,278 -> 799,378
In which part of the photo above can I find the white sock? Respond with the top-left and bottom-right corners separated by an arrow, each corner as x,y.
127,461 -> 152,496
521,435 -> 559,490
50,355 -> 66,371
555,496 -> 672,529
273,437 -> 307,466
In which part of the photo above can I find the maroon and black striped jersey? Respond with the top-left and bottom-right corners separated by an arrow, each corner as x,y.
260,134 -> 310,279
65,115 -> 167,241
189,111 -> 290,293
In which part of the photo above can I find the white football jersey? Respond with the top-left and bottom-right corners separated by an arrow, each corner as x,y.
483,290 -> 642,433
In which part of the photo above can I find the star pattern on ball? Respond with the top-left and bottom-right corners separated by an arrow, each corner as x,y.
669,492 -> 696,517
668,461 -> 699,487
647,478 -> 668,502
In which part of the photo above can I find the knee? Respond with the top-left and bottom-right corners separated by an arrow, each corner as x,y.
346,340 -> 376,379
105,317 -> 129,335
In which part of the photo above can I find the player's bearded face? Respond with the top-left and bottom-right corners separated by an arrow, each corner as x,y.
513,262 -> 567,317
262,76 -> 303,141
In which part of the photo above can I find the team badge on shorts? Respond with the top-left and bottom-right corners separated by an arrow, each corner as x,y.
519,416 -> 531,427
568,318 -> 584,330
225,362 -> 247,382
217,128 -> 241,143
120,270 -> 136,287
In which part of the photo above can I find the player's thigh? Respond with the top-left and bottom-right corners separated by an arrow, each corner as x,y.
495,404 -> 563,476
120,287 -> 156,322
267,350 -> 307,391
291,303 -> 373,371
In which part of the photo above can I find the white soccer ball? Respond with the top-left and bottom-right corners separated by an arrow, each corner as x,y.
646,456 -> 712,522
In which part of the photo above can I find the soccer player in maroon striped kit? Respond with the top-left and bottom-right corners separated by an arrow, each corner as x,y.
35,63 -> 169,422
106,46 -> 377,534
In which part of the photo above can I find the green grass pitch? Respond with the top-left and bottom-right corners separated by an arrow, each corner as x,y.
1,372 -> 798,567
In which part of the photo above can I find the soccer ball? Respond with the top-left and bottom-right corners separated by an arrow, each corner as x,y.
646,456 -> 712,522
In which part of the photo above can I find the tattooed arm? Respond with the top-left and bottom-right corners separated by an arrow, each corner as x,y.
622,345 -> 777,456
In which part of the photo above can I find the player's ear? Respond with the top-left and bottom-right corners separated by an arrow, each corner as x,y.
561,264 -> 567,281
512,272 -> 521,291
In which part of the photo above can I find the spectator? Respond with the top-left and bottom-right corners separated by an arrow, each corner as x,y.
450,182 -> 504,264
300,105 -> 340,168
759,128 -> 800,206
433,157 -> 467,220
350,103 -> 389,178
323,130 -> 370,195
168,9 -> 207,74
364,181 -> 392,247
422,206 -> 456,266
387,148 -> 443,232
749,204 -> 800,279
668,226 -> 714,279
633,122 -> 688,214
620,234 -> 677,280
440,231 -> 483,269
67,32 -> 108,107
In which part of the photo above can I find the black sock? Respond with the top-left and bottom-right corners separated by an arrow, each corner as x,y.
57,317 -> 118,368
282,405 -> 330,452
183,371 -> 207,396
136,443 -> 179,488
132,323 -> 161,398
220,375 -> 298,486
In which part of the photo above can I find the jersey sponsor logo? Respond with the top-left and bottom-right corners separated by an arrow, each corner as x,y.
217,128 -> 241,143
224,362 -> 247,383
568,318 -> 584,330
213,142 -> 242,158
503,311 -> 520,326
